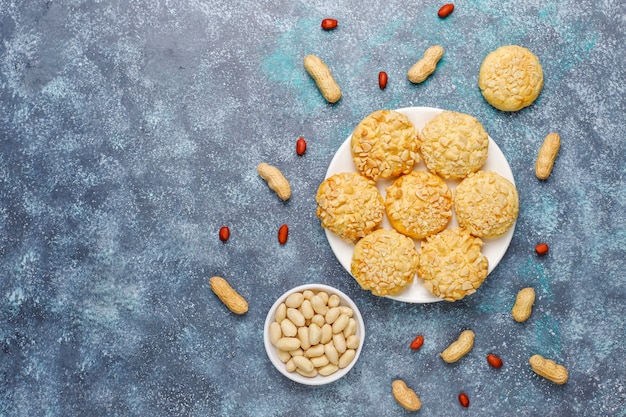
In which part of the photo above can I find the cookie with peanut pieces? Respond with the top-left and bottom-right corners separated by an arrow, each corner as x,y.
419,111 -> 489,179
478,45 -> 544,112
418,227 -> 488,301
351,229 -> 419,297
350,110 -> 420,181
454,170 -> 519,238
316,172 -> 385,242
385,171 -> 453,239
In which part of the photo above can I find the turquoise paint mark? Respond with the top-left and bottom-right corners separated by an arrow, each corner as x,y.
548,19 -> 600,81
518,258 -> 554,302
365,19 -> 405,46
474,303 -> 496,313
386,93 -> 406,110
6,287 -> 25,309
260,42 -> 302,85
537,193 -> 560,234
538,3 -> 557,19
534,313 -> 563,354
258,17 -> 322,113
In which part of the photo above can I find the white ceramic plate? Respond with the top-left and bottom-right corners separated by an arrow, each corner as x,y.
323,107 -> 517,303
264,284 -> 365,385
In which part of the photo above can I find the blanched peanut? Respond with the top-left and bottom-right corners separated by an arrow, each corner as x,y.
346,335 -> 360,350
408,45 -> 444,83
333,333 -> 347,354
293,355 -> 315,373
338,349 -> 356,369
328,294 -> 341,307
300,300 -> 314,319
440,330 -> 475,363
305,344 -> 325,358
287,308 -> 305,327
311,314 -> 325,328
296,368 -> 318,378
308,323 -> 322,346
285,292 -> 304,308
290,348 -> 303,357
310,295 -> 328,315
269,322 -> 282,345
285,358 -> 296,372
275,303 -> 287,323
339,306 -> 353,317
535,132 -> 560,179
325,307 -> 341,324
325,342 -> 339,365
317,291 -> 329,304
321,324 -> 333,344
318,364 -> 339,376
310,355 -> 329,368
332,314 -> 350,334
529,354 -> 569,384
275,337 -> 301,352
280,318 -> 297,337
298,326 -> 311,350
392,379 -> 422,411
277,349 -> 291,363
512,287 -> 536,322
343,318 -> 356,338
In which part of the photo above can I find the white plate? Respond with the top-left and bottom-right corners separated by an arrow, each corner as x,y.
264,284 -> 365,385
323,107 -> 517,303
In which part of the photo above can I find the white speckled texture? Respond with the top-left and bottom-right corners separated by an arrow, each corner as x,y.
1,0 -> 625,416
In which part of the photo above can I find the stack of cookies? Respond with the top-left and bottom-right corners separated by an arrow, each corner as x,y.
316,109 -> 519,302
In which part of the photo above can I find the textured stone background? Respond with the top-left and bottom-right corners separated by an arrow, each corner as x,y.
1,1 -> 625,416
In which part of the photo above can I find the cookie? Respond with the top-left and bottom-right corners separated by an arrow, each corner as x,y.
385,171 -> 453,240
351,109 -> 420,181
478,45 -> 544,112
454,170 -> 519,238
351,229 -> 419,297
316,172 -> 385,242
418,227 -> 489,302
419,111 -> 489,179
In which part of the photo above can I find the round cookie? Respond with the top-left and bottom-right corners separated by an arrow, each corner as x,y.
454,170 -> 519,238
316,172 -> 385,242
478,45 -> 544,112
351,109 -> 420,181
418,227 -> 489,302
385,171 -> 453,240
419,111 -> 489,179
351,229 -> 419,297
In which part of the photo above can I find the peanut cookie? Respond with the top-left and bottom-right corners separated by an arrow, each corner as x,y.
478,45 -> 543,112
418,227 -> 488,301
316,172 -> 385,242
454,170 -> 519,238
385,171 -> 453,240
351,109 -> 420,181
419,111 -> 489,179
351,229 -> 419,297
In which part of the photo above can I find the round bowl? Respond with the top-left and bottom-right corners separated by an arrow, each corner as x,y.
263,284 -> 365,385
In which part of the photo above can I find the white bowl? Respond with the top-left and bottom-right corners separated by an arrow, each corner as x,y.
264,284 -> 365,385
